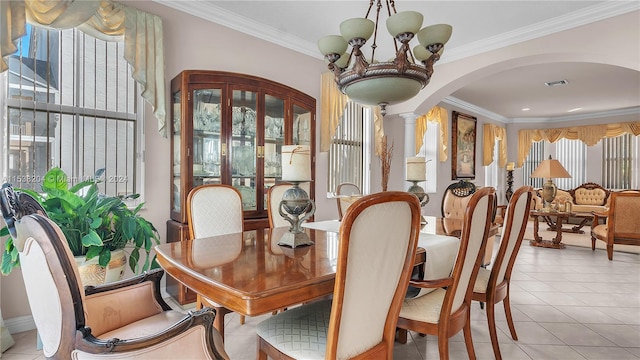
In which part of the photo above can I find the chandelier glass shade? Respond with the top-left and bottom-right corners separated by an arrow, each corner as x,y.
318,1 -> 452,111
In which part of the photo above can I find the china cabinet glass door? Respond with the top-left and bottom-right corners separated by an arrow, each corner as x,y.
293,103 -> 312,146
263,94 -> 285,209
231,90 -> 258,211
192,88 -> 222,189
172,91 -> 181,214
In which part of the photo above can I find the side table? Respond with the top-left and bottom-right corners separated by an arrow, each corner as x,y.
529,210 -> 575,249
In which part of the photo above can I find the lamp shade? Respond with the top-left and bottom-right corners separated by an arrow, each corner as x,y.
417,24 -> 453,48
386,11 -> 423,38
530,156 -> 571,179
281,145 -> 311,182
340,18 -> 375,43
317,35 -> 348,57
406,157 -> 427,181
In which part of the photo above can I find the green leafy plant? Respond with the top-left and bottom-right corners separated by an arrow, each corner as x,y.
2,168 -> 159,275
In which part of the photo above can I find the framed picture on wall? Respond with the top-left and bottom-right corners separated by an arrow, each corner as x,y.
451,111 -> 477,180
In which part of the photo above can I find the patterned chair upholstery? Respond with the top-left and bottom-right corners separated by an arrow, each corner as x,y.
256,191 -> 421,359
186,184 -> 244,338
0,184 -> 229,360
335,182 -> 361,221
591,191 -> 640,260
396,187 -> 496,360
472,186 -> 534,360
267,182 -> 311,228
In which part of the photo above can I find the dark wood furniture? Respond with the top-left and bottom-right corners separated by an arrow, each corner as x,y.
472,186 -> 534,360
591,191 -> 640,260
529,210 -> 575,249
167,70 -> 315,304
154,212 -> 489,341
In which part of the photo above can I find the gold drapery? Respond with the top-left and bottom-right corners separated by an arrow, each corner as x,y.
320,71 -> 349,152
517,121 -> 640,167
483,123 -> 507,167
415,106 -> 448,162
1,0 -> 167,136
320,71 -> 385,155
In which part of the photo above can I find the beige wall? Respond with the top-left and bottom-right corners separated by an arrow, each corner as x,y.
2,3 -> 638,326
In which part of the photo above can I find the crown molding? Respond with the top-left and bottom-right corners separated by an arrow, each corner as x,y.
442,96 -> 509,123
444,96 -> 640,124
154,0 -> 321,59
441,1 -> 640,63
154,1 -> 639,64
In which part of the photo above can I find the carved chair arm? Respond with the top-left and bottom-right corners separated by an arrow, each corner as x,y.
592,210 -> 609,225
84,268 -> 171,311
75,308 -> 229,359
409,277 -> 454,289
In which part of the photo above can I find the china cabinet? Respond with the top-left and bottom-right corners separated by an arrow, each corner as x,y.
167,70 -> 315,304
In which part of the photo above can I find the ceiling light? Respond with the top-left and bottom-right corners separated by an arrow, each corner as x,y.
567,107 -> 582,112
522,108 -> 530,111
318,1 -> 452,115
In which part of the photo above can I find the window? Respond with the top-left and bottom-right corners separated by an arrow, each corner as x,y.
327,101 -> 371,195
555,138 -> 586,189
2,25 -> 143,199
523,141 -> 544,188
602,134 -> 638,189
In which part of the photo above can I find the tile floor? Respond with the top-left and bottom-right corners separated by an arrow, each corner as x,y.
3,239 -> 639,359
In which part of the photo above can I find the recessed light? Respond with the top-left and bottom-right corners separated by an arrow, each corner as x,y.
545,79 -> 569,87
567,107 -> 582,112
522,108 -> 530,111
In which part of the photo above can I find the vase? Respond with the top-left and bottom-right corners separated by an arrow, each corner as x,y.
74,249 -> 127,287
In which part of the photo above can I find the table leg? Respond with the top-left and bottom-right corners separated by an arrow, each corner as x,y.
553,217 -> 563,244
213,306 -> 230,341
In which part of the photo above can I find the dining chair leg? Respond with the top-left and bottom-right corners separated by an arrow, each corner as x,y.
239,315 -> 245,325
437,334 -> 450,360
486,302 -> 502,360
503,294 -> 518,340
462,311 -> 477,360
257,338 -> 268,360
396,328 -> 408,344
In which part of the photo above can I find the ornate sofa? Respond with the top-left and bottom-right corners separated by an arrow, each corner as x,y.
533,182 -> 611,213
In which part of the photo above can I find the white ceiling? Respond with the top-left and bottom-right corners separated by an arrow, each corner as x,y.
156,1 -> 640,121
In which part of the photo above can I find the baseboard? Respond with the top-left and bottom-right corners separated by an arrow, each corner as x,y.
5,315 -> 35,334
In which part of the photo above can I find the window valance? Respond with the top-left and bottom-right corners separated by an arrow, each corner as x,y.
1,0 -> 167,136
415,106 -> 448,162
517,121 -> 640,167
483,123 -> 507,167
320,71 -> 385,155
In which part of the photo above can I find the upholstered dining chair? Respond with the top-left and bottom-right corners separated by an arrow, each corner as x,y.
591,190 -> 640,260
441,180 -> 496,267
0,184 -> 229,359
335,182 -> 361,220
256,191 -> 421,359
472,186 -> 534,360
267,182 -> 311,228
396,187 -> 496,360
186,184 -> 245,334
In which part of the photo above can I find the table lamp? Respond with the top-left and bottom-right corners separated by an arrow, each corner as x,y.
530,155 -> 571,211
406,156 -> 429,224
278,145 -> 315,248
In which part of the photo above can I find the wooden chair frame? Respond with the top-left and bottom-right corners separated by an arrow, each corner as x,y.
591,191 -> 640,260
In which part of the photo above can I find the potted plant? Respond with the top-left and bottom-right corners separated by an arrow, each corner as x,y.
1,168 -> 159,285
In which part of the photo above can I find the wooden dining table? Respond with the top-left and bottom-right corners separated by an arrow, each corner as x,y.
154,216 -> 498,339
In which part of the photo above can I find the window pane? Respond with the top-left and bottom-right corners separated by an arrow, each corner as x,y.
524,141 -> 544,188
3,25 -> 139,197
328,101 -> 368,194
602,134 -> 633,189
555,138 -> 585,189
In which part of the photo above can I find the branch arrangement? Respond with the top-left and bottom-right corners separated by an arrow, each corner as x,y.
379,135 -> 394,191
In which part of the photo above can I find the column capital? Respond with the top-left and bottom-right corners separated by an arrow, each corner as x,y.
399,112 -> 419,122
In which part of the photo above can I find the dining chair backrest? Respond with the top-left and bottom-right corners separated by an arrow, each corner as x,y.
445,187 -> 495,317
491,186 -> 534,285
336,182 -> 361,220
328,191 -> 421,359
187,184 -> 243,239
441,180 -> 477,219
267,182 -> 311,228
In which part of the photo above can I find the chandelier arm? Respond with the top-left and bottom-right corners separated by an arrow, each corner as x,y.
365,0 -> 375,18
369,0 -> 383,63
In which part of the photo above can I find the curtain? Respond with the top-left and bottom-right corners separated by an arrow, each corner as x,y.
415,106 -> 448,162
483,123 -> 507,167
320,71 -> 349,152
517,121 -> 640,167
0,0 -> 167,136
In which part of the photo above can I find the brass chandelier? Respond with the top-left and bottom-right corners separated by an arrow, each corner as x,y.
318,0 -> 452,114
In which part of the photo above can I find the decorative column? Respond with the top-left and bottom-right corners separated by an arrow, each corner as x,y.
401,112 -> 418,191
